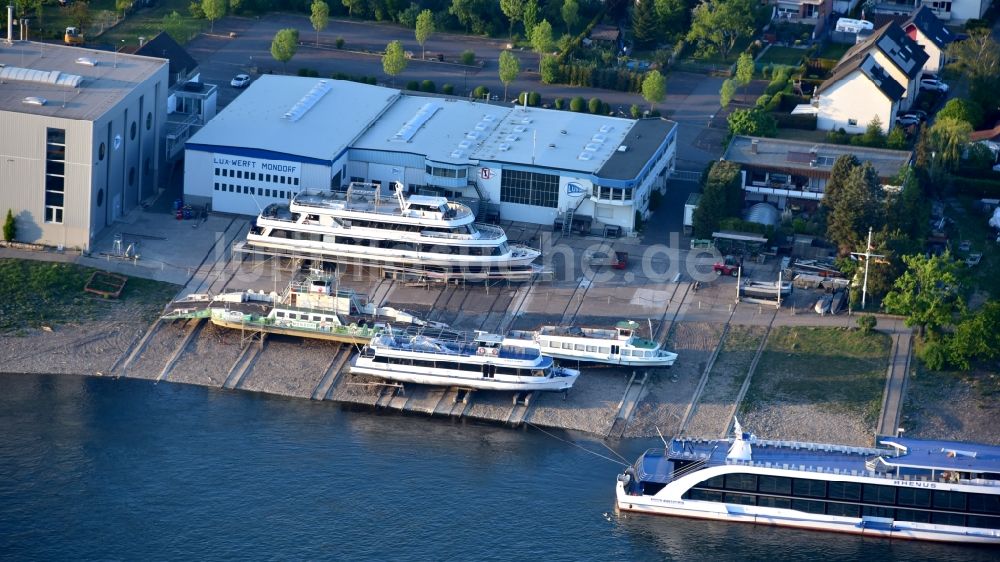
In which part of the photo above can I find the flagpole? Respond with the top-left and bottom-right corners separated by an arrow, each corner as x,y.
862,227 -> 872,309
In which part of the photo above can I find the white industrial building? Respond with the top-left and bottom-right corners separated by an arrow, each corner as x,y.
0,35 -> 168,250
184,76 -> 677,235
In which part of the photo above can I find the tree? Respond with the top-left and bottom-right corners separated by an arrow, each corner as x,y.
948,302 -> 1000,370
686,0 -> 756,62
727,108 -> 776,137
498,50 -> 520,101
928,117 -> 972,171
886,126 -> 908,150
883,253 -> 965,337
450,0 -> 483,33
632,0 -> 660,49
270,28 -> 299,73
539,55 -> 559,84
655,0 -> 688,40
691,161 -> 743,238
414,9 -> 434,59
342,0 -> 363,17
500,0 -> 523,39
946,29 -> 1000,113
3,209 -> 15,242
858,115 -> 886,148
530,19 -> 554,55
825,162 -> 884,255
523,0 -> 538,37
936,98 -> 983,129
561,0 -> 578,35
116,0 -> 130,17
68,1 -> 93,30
735,52 -> 753,101
641,70 -> 666,113
310,0 -> 329,46
719,78 -> 736,108
201,0 -> 225,32
382,40 -> 407,87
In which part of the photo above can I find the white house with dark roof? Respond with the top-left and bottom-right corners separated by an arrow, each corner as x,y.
903,6 -> 955,73
184,76 -> 677,234
815,54 -> 905,133
848,22 -> 928,110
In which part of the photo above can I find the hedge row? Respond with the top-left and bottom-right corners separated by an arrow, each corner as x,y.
950,175 -> 1000,197
555,64 -> 645,93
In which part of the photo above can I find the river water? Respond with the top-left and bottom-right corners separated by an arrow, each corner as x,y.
0,373 -> 993,561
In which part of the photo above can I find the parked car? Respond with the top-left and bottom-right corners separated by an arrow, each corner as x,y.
919,78 -> 949,92
713,255 -> 742,277
896,114 -> 921,127
230,74 -> 251,88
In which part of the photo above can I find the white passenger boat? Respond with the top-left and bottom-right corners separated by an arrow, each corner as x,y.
509,320 -> 677,368
616,421 -> 1000,544
239,182 -> 541,281
350,329 -> 579,391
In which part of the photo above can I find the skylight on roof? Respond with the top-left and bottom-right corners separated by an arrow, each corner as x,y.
390,101 -> 442,142
283,80 -> 333,122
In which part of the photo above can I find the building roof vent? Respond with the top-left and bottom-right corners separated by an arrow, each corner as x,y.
599,124 -> 613,133
0,66 -> 82,88
75,57 -> 97,67
617,145 -> 628,152
584,143 -> 601,152
498,143 -> 510,151
578,152 -> 593,161
504,135 -> 518,142
458,140 -> 472,149
450,149 -> 464,159
283,80 -> 333,122
513,125 -> 526,133
23,96 -> 47,106
592,133 -> 607,143
548,143 -> 556,148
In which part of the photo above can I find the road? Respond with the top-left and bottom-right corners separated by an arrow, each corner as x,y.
184,14 -> 725,169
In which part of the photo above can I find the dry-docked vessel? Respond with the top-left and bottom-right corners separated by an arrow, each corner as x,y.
616,421 -> 1000,544
350,329 -> 579,392
237,182 -> 541,281
508,320 -> 677,368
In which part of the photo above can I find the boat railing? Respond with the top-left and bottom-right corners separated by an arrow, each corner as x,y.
212,309 -> 381,338
473,223 -> 506,240
722,457 -> 1000,488
374,337 -> 537,361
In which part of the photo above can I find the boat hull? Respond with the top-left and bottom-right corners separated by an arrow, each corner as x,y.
615,483 -> 1000,544
543,349 -> 677,368
350,364 -> 577,392
210,317 -> 376,344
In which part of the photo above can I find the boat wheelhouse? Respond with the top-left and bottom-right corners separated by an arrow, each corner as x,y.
509,320 -> 677,368
237,182 -> 541,282
616,422 -> 1000,544
350,329 -> 579,391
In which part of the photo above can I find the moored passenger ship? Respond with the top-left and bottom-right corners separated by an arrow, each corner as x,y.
616,422 -> 1000,544
240,182 -> 541,281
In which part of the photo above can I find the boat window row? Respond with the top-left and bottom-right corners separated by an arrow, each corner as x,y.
274,310 -> 338,323
342,219 -> 474,237
215,183 -> 290,199
543,341 -> 611,354
684,473 -> 1000,523
370,355 -> 546,377
267,230 -> 506,256
215,167 -> 300,186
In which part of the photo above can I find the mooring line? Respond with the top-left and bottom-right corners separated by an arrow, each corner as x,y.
526,422 -> 628,467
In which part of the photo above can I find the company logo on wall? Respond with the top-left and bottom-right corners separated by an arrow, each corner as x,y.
480,167 -> 493,180
566,182 -> 586,198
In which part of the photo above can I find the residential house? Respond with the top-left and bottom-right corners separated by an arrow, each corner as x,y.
814,21 -> 928,131
902,6 -> 955,73
770,0 -> 834,34
135,32 -> 217,162
722,136 -> 913,212
870,0 -> 991,24
814,54 -> 905,133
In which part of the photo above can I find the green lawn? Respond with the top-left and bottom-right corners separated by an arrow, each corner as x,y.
756,45 -> 806,68
0,259 -> 178,333
948,197 -> 1000,300
740,326 -> 891,427
683,36 -> 754,66
101,0 -> 207,47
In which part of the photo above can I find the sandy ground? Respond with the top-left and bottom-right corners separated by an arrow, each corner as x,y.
902,369 -> 1000,445
238,337 -> 339,397
683,325 -> 766,439
527,371 -> 630,435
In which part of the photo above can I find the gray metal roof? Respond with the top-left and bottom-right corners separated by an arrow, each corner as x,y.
877,437 -> 1000,474
0,41 -> 167,121
596,118 -> 676,180
723,136 -> 912,179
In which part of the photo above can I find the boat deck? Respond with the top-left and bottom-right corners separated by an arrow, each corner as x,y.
374,334 -> 543,362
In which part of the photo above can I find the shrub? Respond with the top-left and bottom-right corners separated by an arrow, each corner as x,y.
472,85 -> 490,99
949,175 -> 1000,197
297,68 -> 319,77
442,83 -> 454,95
405,80 -> 420,91
460,50 -> 476,65
856,315 -> 877,333
772,113 -> 817,130
3,209 -> 15,242
554,97 -> 565,110
420,80 -> 435,93
630,104 -> 641,118
569,96 -> 586,112
588,97 -> 602,114
528,91 -> 541,106
335,37 -> 345,49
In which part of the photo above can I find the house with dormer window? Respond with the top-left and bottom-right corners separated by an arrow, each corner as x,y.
902,6 -> 955,73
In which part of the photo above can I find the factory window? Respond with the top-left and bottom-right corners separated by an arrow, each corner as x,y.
294,178 -> 299,186
130,122 -> 137,140
848,119 -> 858,127
99,143 -> 106,161
237,170 -> 243,179
129,167 -> 136,187
44,128 -> 66,224
500,170 -> 559,208
96,189 -> 104,207
228,185 -> 234,192
280,176 -> 286,184
214,182 -> 219,190
146,112 -> 152,131
215,168 -> 220,175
